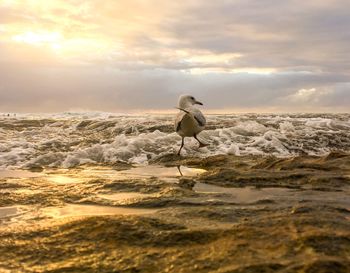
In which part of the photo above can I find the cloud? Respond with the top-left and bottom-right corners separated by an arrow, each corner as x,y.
284,87 -> 331,104
0,0 -> 349,112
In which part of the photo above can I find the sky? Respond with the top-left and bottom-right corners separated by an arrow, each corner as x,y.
0,0 -> 349,113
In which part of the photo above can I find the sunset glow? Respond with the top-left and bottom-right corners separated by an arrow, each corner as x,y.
1,3 -> 349,273
0,0 -> 349,112
13,31 -> 62,47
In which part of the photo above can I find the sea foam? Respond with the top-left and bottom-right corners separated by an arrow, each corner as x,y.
0,113 -> 349,169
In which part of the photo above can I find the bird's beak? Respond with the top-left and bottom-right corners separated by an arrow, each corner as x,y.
195,101 -> 203,105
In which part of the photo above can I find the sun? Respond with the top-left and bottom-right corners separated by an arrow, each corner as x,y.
12,31 -> 63,51
11,30 -> 114,60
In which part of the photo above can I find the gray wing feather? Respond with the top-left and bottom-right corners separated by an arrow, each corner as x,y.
192,109 -> 206,127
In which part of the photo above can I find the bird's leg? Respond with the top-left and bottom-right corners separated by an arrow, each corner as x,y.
176,165 -> 183,176
177,137 -> 185,155
194,134 -> 208,148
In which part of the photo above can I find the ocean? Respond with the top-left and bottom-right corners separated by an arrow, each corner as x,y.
1,112 -> 349,168
0,112 -> 349,272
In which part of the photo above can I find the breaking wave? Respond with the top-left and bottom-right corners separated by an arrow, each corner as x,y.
0,112 -> 349,168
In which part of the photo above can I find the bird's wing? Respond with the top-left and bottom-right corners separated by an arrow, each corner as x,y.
191,108 -> 206,127
174,111 -> 186,132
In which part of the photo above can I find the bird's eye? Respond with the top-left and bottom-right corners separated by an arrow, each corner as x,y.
191,97 -> 194,100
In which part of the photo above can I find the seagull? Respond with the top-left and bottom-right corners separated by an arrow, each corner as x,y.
174,94 -> 208,155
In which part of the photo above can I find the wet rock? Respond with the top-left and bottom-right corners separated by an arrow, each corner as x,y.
178,178 -> 196,190
291,206 -> 313,214
301,259 -> 350,273
26,165 -> 44,172
1,153 -> 350,272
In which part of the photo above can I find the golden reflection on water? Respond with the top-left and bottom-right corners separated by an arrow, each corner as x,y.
121,165 -> 206,177
0,207 -> 18,218
194,183 -> 292,203
41,204 -> 157,218
46,175 -> 83,184
0,165 -> 207,225
0,165 -> 208,224
0,170 -> 43,178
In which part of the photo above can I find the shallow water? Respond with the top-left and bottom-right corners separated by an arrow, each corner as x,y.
42,204 -> 157,218
193,183 -> 293,203
0,169 -> 43,178
1,159 -> 349,272
98,192 -> 150,201
0,206 -> 18,218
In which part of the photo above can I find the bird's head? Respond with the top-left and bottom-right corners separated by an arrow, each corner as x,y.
178,95 -> 203,108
